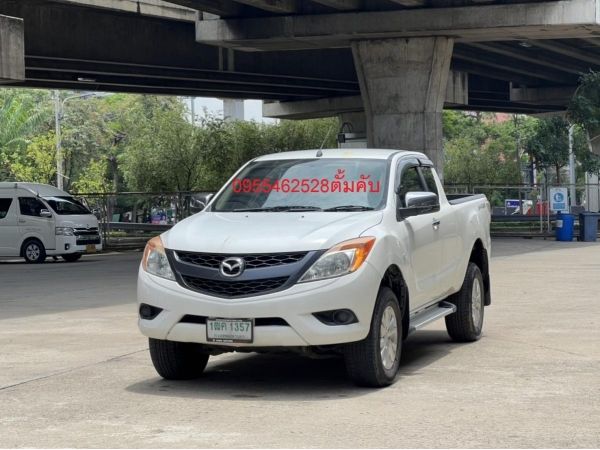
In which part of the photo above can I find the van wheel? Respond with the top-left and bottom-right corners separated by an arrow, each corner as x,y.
62,253 -> 82,262
344,287 -> 402,387
22,239 -> 46,264
445,262 -> 485,342
149,338 -> 209,380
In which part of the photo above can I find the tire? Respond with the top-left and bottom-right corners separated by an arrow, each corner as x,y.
344,287 -> 402,387
445,262 -> 485,342
149,338 -> 209,380
22,239 -> 46,264
62,253 -> 82,262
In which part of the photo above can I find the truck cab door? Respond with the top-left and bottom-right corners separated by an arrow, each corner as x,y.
18,197 -> 55,251
0,196 -> 19,256
393,159 -> 443,309
419,165 -> 460,299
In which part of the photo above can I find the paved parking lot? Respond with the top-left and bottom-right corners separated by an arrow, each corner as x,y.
1,239 -> 599,448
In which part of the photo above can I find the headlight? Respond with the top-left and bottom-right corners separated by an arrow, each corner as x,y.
299,237 -> 375,283
55,227 -> 74,236
142,236 -> 175,281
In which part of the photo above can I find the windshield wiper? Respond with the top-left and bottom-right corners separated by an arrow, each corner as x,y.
324,205 -> 375,212
233,205 -> 322,212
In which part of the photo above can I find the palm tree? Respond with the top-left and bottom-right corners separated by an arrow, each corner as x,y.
0,89 -> 49,180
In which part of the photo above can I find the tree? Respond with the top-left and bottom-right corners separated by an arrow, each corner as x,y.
525,117 -> 592,184
443,112 -> 524,189
0,90 -> 50,180
568,71 -> 600,155
7,132 -> 56,183
71,159 -> 111,193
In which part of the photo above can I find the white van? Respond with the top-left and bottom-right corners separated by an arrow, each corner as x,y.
0,182 -> 102,263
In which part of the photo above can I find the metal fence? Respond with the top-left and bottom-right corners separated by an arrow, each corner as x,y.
75,183 -> 600,249
446,183 -> 600,237
74,191 -> 213,249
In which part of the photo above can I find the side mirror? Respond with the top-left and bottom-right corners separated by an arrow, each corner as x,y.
40,209 -> 53,218
398,192 -> 439,219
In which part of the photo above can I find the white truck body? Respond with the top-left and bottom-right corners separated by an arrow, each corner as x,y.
137,149 -> 491,385
0,182 -> 102,262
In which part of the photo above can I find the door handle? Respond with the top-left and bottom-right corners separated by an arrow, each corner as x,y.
18,219 -> 26,224
432,218 -> 441,230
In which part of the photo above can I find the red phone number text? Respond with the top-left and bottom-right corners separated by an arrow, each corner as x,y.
232,177 -> 381,194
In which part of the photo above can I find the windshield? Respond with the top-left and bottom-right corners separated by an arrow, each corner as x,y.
44,196 -> 91,215
212,158 -> 389,212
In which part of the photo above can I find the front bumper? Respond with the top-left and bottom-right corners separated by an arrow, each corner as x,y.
51,235 -> 103,255
137,262 -> 381,347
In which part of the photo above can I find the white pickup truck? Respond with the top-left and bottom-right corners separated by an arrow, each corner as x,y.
137,149 -> 491,387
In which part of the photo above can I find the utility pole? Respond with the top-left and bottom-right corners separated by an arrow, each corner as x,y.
54,91 -> 97,191
568,124 -> 576,208
54,90 -> 63,190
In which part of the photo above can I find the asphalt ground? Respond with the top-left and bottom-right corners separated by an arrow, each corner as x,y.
0,239 -> 599,448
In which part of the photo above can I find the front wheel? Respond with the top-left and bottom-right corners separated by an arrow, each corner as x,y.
23,239 -> 46,264
149,338 -> 209,380
344,287 -> 402,387
445,262 -> 485,342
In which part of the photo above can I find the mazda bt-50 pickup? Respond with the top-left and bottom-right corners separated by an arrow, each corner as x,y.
137,149 -> 491,387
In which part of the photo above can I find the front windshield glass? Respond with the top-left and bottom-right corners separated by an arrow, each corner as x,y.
44,196 -> 91,215
212,158 -> 388,212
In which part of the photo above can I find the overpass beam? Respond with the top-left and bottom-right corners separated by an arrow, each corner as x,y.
0,14 -> 24,83
352,37 -> 453,173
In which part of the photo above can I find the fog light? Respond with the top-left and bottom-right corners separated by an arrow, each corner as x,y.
313,309 -> 358,326
139,303 -> 163,320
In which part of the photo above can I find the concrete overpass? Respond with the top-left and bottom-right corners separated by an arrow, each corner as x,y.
0,0 -> 599,169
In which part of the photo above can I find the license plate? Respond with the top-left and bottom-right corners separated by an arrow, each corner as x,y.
86,244 -> 96,253
206,318 -> 253,343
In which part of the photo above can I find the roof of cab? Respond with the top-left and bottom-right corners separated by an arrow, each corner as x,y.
0,182 -> 69,197
253,148 -> 423,161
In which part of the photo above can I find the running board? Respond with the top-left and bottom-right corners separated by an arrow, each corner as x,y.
408,301 -> 456,335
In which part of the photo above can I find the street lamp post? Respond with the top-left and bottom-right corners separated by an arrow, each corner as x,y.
54,90 -> 96,190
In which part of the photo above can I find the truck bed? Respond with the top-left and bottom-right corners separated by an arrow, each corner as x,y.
446,193 -> 487,205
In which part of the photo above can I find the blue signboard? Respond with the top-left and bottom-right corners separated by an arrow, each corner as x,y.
550,187 -> 569,213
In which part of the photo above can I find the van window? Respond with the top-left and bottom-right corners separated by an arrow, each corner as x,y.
19,197 -> 47,217
0,198 -> 12,219
44,196 -> 90,215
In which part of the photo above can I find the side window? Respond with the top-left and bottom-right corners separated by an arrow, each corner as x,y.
19,197 -> 46,217
0,198 -> 12,220
420,167 -> 439,196
397,166 -> 425,208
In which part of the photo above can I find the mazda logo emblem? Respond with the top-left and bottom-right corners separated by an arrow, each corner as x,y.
220,257 -> 245,278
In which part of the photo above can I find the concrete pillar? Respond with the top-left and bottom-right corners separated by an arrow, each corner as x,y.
0,15 -> 25,83
352,37 -> 454,174
338,112 -> 366,134
585,172 -> 599,212
223,99 -> 244,122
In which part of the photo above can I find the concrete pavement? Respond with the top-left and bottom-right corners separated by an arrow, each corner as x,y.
0,239 -> 599,448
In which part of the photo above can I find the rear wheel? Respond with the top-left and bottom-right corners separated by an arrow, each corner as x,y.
445,262 -> 485,342
344,287 -> 402,387
149,338 -> 209,380
22,239 -> 46,264
62,253 -> 82,262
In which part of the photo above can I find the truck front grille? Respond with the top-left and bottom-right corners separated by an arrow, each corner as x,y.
176,251 -> 307,269
180,275 -> 288,298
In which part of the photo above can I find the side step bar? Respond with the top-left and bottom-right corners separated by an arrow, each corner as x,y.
408,301 -> 456,335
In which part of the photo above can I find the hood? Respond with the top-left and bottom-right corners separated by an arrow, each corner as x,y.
56,214 -> 99,229
163,211 -> 383,253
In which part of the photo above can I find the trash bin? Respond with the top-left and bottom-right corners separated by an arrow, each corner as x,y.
555,212 -> 574,241
578,212 -> 600,242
